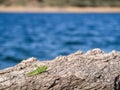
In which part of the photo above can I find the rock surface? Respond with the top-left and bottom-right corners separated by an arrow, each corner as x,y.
0,48 -> 120,90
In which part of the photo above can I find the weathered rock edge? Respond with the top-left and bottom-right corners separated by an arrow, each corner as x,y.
0,48 -> 120,90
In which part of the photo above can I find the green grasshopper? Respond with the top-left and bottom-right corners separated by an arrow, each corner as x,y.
26,65 -> 47,76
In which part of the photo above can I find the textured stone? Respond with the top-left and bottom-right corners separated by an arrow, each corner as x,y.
0,48 -> 120,90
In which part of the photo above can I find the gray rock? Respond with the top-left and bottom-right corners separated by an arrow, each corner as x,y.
0,48 -> 120,90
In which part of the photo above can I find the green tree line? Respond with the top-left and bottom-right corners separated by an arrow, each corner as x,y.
0,0 -> 120,7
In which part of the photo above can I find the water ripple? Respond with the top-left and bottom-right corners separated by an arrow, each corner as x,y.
0,13 -> 120,69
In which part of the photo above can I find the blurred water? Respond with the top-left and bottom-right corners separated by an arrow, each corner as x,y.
0,13 -> 120,69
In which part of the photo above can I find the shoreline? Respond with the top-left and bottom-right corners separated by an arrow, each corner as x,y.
0,6 -> 120,13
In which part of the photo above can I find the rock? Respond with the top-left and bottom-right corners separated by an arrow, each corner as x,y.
0,48 -> 120,90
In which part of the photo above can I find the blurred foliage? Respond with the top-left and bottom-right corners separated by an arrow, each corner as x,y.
68,0 -> 120,7
44,0 -> 69,6
0,0 -> 11,6
0,0 -> 120,7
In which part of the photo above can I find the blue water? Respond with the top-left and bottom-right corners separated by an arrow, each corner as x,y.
0,13 -> 120,69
